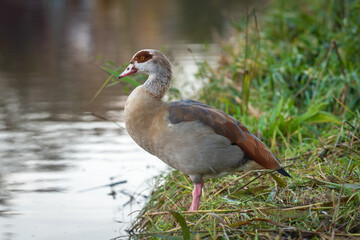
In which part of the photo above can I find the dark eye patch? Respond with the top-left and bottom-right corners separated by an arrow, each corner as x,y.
132,51 -> 153,63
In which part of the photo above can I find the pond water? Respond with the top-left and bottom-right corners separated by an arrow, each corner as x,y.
0,0 -> 265,239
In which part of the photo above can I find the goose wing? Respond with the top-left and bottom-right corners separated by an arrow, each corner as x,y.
168,100 -> 289,176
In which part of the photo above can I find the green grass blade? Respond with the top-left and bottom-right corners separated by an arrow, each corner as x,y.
101,66 -> 120,77
101,66 -> 140,87
90,75 -> 112,103
91,66 -> 141,104
306,111 -> 341,125
170,211 -> 191,240
121,76 -> 141,87
270,172 -> 287,188
334,96 -> 357,116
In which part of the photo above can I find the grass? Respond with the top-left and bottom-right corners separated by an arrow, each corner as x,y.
106,0 -> 360,239
124,125 -> 359,239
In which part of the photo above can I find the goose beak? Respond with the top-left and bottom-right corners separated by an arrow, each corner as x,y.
119,64 -> 138,78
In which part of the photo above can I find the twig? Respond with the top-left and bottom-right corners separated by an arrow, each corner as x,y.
78,180 -> 127,193
320,141 -> 360,159
213,172 -> 252,197
91,112 -> 124,129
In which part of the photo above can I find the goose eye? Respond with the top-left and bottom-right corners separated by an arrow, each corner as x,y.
140,56 -> 145,61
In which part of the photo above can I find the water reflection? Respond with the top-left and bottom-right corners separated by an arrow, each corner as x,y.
0,0 -> 265,239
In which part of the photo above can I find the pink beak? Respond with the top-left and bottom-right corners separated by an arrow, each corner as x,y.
119,64 -> 137,78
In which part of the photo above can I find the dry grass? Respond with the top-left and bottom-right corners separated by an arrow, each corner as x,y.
122,121 -> 359,239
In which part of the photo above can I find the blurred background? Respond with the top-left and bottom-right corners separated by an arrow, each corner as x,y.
0,0 -> 265,239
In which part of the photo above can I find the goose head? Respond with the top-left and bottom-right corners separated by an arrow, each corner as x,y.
119,49 -> 172,99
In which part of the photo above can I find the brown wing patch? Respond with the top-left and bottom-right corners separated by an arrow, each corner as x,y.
168,100 -> 282,170
132,50 -> 153,63
168,100 -> 247,144
237,133 -> 281,170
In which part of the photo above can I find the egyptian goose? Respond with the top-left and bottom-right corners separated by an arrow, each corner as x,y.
119,49 -> 290,211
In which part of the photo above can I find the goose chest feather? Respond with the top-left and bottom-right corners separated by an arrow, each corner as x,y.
119,49 -> 291,211
124,85 -> 168,156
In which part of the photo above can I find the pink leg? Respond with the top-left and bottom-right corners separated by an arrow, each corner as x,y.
189,180 -> 204,211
